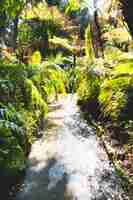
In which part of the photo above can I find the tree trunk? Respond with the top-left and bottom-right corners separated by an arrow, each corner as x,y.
91,10 -> 104,58
12,13 -> 19,50
0,11 -> 7,49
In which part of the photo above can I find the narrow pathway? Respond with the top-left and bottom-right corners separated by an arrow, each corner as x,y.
16,95 -> 128,200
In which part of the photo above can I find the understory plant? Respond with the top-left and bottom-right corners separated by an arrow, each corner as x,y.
0,60 -> 67,181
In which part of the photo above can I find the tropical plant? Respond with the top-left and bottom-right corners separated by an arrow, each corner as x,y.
64,0 -> 80,17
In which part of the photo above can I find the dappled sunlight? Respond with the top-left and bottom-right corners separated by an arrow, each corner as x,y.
1,0 -> 133,199
16,95 -> 127,200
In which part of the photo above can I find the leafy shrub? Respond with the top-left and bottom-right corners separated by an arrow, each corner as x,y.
0,60 -> 67,183
0,63 -> 39,106
77,68 -> 100,102
77,59 -> 108,102
99,77 -> 129,121
0,104 -> 26,175
99,59 -> 133,123
77,65 -> 101,119
68,65 -> 85,92
77,57 -> 133,123
18,23 -> 33,45
25,79 -> 48,118
32,61 -> 67,101
20,3 -> 67,44
22,18 -> 62,40
104,47 -> 124,63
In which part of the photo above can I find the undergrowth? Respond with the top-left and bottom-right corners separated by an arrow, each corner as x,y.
0,61 -> 67,183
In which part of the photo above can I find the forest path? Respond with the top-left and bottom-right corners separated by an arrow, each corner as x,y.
16,94 -> 128,200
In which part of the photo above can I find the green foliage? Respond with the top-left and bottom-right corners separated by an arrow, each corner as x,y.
115,160 -> 133,193
16,1 -> 70,61
25,79 -> 48,117
112,59 -> 133,76
18,23 -> 33,44
77,58 -> 133,124
0,104 -> 26,175
29,51 -> 42,65
0,0 -> 23,25
0,60 -> 67,179
0,63 -> 38,106
44,67 -> 66,95
85,25 -> 94,62
68,65 -> 84,92
103,27 -> 131,50
18,9 -> 69,58
77,66 -> 100,102
64,0 -> 80,17
24,2 -> 64,24
104,47 -> 124,62
18,18 -> 63,46
99,59 -> 133,122
99,77 -> 129,121
0,0 -> 42,22
32,60 -> 67,101
49,36 -> 73,55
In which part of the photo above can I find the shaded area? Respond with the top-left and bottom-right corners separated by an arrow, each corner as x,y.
16,157 -> 69,200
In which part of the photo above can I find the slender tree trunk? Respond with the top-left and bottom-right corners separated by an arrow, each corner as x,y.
0,11 -> 7,49
91,10 -> 104,58
12,13 -> 19,50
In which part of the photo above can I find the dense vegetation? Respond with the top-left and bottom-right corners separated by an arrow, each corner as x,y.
0,1 -> 72,197
0,0 -> 133,198
76,0 -> 133,194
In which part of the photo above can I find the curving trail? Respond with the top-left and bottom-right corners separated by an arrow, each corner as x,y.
16,95 -> 128,200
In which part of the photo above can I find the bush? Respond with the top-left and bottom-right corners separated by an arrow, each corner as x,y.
0,104 -> 26,176
77,65 -> 101,119
25,79 -> 48,118
0,61 -> 67,187
77,58 -> 133,125
77,65 -> 102,102
98,59 -> 133,122
68,65 -> 85,92
99,76 -> 131,121
32,61 -> 67,101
